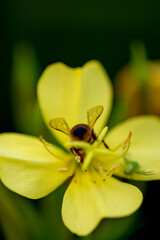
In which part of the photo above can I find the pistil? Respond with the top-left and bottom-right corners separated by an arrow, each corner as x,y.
82,127 -> 109,170
66,127 -> 109,171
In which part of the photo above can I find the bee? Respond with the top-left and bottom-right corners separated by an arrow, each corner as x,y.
49,105 -> 108,163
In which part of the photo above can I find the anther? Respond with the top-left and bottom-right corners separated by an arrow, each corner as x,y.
75,155 -> 81,163
70,147 -> 84,163
39,135 -> 51,146
104,164 -> 122,179
122,131 -> 132,150
58,168 -> 69,172
106,131 -> 132,152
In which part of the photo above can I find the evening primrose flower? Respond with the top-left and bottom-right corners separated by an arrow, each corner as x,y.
0,60 -> 160,236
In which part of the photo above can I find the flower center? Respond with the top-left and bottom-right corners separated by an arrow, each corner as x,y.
66,127 -> 132,172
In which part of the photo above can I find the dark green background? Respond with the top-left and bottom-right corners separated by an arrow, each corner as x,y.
1,0 -> 160,239
2,0 -> 160,131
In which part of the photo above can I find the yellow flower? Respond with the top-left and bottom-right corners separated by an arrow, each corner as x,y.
0,60 -> 160,236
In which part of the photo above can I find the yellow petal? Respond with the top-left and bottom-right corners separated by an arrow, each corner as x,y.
0,133 -> 74,199
105,116 -> 160,180
62,171 -> 142,236
38,60 -> 113,144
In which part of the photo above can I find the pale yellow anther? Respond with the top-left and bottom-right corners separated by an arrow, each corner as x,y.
93,162 -> 123,182
122,131 -> 132,150
106,131 -> 132,152
39,135 -> 51,146
75,156 -> 81,163
58,168 -> 69,172
105,164 -> 123,178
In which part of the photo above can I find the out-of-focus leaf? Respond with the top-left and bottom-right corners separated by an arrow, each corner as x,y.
40,184 -> 74,240
130,41 -> 148,89
0,182 -> 28,240
11,41 -> 45,135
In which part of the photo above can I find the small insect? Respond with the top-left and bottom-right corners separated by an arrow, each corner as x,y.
49,105 -> 108,163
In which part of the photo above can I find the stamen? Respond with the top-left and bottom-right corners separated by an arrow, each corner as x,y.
93,161 -> 122,183
39,135 -> 51,146
122,131 -> 132,150
58,168 -> 69,172
105,131 -> 132,152
107,131 -> 132,159
70,147 -> 84,163
95,134 -> 131,162
104,164 -> 122,178
75,155 -> 81,163
39,135 -> 63,160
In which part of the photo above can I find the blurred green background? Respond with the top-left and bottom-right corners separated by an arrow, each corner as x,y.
1,0 -> 160,239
